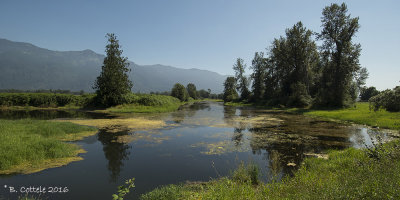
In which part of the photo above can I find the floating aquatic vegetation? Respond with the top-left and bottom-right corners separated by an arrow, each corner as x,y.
63,117 -> 166,133
191,139 -> 251,155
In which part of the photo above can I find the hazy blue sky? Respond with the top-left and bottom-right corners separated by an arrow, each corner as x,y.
0,0 -> 399,90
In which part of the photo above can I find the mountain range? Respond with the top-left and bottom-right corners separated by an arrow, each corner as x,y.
0,38 -> 227,93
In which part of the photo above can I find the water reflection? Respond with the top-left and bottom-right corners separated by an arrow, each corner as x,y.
97,130 -> 132,182
0,101 -> 395,199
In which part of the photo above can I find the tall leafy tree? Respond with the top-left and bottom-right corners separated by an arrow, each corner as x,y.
266,22 -> 319,106
250,52 -> 266,102
233,58 -> 250,100
223,77 -> 238,102
186,83 -> 198,99
317,3 -> 362,107
171,83 -> 188,102
93,33 -> 132,107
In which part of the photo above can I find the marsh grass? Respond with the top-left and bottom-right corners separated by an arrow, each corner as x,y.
141,140 -> 400,199
299,102 -> 400,130
0,119 -> 97,174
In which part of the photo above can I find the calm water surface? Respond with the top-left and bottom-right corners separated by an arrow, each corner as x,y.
0,102 -> 392,199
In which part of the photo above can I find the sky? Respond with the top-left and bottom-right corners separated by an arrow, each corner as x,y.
0,0 -> 399,90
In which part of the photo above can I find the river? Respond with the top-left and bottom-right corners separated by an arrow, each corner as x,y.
0,101 -> 391,199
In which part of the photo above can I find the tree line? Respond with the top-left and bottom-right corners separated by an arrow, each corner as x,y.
224,3 -> 370,108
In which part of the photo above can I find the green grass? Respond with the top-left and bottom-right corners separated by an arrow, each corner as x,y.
297,102 -> 400,130
142,140 -> 400,199
0,119 -> 97,174
226,101 -> 400,130
107,103 -> 182,113
107,94 -> 184,113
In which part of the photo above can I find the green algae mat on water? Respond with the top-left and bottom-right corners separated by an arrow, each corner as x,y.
0,119 -> 97,174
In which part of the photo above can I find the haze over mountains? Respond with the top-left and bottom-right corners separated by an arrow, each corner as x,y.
0,38 -> 227,93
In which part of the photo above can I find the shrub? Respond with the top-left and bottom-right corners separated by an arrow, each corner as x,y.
369,86 -> 400,112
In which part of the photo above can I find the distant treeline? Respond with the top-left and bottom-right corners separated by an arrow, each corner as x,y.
0,92 -> 185,109
150,88 -> 223,100
0,89 -> 85,95
0,93 -> 93,107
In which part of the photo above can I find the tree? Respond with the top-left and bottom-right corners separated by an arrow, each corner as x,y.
233,58 -> 250,100
223,77 -> 238,102
186,83 -> 198,99
250,52 -> 266,102
265,22 -> 319,106
316,3 -> 362,107
360,86 -> 380,101
171,83 -> 188,102
198,89 -> 209,99
93,33 -> 133,107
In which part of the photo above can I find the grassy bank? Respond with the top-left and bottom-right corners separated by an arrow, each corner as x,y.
298,102 -> 400,130
225,101 -> 400,130
106,94 -> 182,113
0,93 -> 185,113
142,140 -> 400,199
0,119 -> 97,174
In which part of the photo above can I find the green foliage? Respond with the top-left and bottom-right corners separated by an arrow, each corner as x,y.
264,21 -> 319,106
301,102 -> 400,130
223,77 -> 238,102
360,86 -> 380,101
369,86 -> 400,112
171,83 -> 189,102
186,83 -> 198,99
316,3 -> 362,107
232,162 -> 259,185
0,119 -> 96,171
250,52 -> 266,102
287,83 -> 312,107
198,89 -> 210,99
142,140 -> 400,200
0,93 -> 91,107
233,58 -> 250,100
112,178 -> 135,200
93,33 -> 133,107
107,93 -> 181,113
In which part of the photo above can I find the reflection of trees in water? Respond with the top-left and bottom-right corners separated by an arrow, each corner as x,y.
225,107 -> 356,181
232,128 -> 244,146
171,102 -> 211,123
97,130 -> 131,182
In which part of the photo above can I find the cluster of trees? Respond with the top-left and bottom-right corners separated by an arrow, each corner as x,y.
0,89 -> 85,95
223,3 -> 369,108
171,83 -> 222,102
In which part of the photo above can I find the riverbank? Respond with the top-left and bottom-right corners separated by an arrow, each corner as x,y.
225,102 -> 400,130
142,139 -> 400,199
0,93 -> 189,114
296,102 -> 400,130
0,119 -> 97,174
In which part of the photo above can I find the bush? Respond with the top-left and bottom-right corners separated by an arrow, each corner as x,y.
0,93 -> 89,107
369,86 -> 400,112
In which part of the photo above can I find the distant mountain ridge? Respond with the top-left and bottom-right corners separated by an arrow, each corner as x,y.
0,38 -> 227,93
